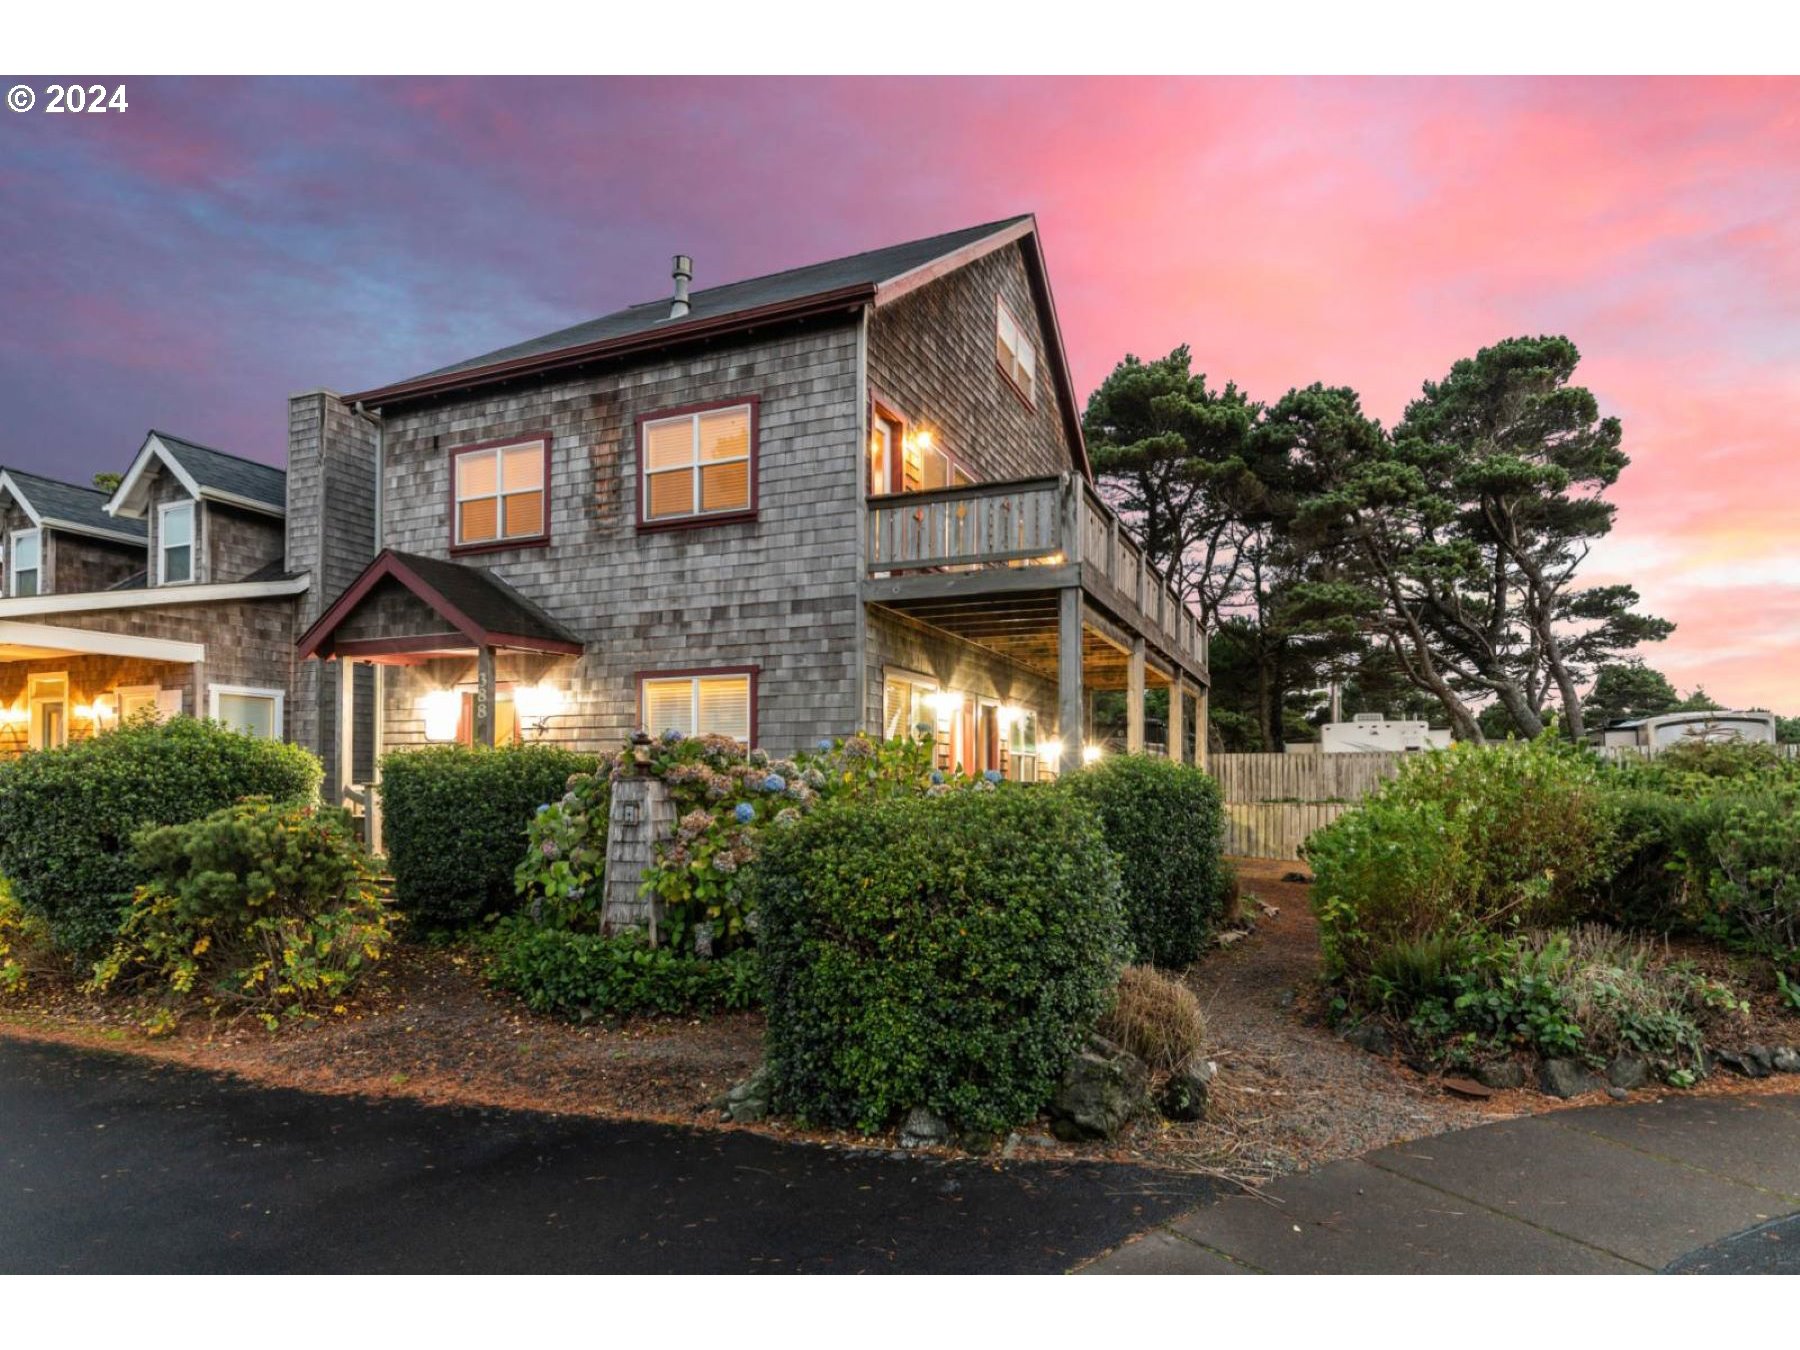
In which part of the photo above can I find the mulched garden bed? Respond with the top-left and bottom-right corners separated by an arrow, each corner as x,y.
5,857 -> 1797,1183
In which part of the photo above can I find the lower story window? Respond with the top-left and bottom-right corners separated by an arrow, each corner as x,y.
882,670 -> 937,740
641,670 -> 754,745
210,684 -> 284,740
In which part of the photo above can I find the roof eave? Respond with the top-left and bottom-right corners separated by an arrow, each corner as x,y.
349,283 -> 879,411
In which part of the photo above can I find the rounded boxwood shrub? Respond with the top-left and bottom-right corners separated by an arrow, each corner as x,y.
478,917 -> 761,1018
756,787 -> 1126,1137
0,718 -> 322,956
1061,754 -> 1228,967
378,744 -> 600,931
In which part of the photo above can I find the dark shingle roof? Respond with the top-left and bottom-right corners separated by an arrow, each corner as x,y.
0,466 -> 145,540
410,215 -> 1034,383
151,431 -> 287,512
391,551 -> 581,648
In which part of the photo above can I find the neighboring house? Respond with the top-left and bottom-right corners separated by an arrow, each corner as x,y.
1590,710 -> 1778,750
1318,714 -> 1453,754
0,433 -> 316,754
296,214 -> 1209,819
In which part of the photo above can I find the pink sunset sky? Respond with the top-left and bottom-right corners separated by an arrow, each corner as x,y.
0,76 -> 1794,708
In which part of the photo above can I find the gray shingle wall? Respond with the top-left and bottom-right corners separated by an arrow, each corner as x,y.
863,605 -> 1058,734
287,390 -> 379,797
14,598 -> 298,736
48,533 -> 142,594
207,503 -> 284,583
867,240 -> 1076,484
371,320 -> 864,756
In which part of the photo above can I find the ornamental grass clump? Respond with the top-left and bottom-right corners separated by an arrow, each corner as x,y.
1098,965 -> 1207,1074
92,799 -> 394,1033
756,787 -> 1126,1137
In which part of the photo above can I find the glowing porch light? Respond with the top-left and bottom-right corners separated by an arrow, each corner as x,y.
923,689 -> 964,724
995,705 -> 1024,734
1040,736 -> 1064,764
1082,743 -> 1104,764
513,683 -> 566,732
0,706 -> 26,729
420,690 -> 461,743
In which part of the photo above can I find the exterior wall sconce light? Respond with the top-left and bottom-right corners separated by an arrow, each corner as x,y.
513,682 -> 567,737
1083,742 -> 1104,764
420,689 -> 460,743
923,689 -> 964,723
1040,737 -> 1063,764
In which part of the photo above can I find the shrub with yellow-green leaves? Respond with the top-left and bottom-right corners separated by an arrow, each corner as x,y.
92,799 -> 394,1032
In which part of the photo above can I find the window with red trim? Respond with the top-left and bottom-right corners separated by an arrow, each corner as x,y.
453,440 -> 547,548
641,403 -> 755,523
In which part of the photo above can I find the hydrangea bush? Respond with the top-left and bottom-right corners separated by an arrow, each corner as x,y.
514,730 -> 944,951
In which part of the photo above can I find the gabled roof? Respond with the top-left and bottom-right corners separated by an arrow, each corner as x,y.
0,466 -> 147,545
343,214 -> 1091,477
297,549 -> 584,661
106,430 -> 287,520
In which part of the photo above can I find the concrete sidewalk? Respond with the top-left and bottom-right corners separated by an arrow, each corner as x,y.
1081,1090 -> 1800,1274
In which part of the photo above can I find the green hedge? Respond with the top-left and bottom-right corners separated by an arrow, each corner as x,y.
478,917 -> 761,1017
1062,754 -> 1228,967
756,788 -> 1126,1136
378,744 -> 600,930
0,719 -> 321,956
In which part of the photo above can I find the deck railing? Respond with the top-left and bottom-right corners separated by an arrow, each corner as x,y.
865,474 -> 1207,669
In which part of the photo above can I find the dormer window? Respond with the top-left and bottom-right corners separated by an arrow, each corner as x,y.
9,528 -> 40,597
158,501 -> 194,585
996,297 -> 1037,405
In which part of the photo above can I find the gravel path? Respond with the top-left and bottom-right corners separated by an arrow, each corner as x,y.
1151,860 -> 1527,1181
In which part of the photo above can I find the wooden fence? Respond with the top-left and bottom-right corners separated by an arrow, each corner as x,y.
1210,741 -> 1800,859
1210,752 -> 1405,861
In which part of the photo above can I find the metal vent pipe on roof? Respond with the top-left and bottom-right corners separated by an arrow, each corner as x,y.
670,255 -> 693,319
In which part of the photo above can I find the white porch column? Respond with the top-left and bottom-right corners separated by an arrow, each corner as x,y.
336,657 -> 356,809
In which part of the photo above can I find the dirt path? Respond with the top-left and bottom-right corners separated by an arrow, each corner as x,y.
1126,859 -> 1530,1180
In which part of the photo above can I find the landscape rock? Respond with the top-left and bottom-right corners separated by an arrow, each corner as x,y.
1608,1087 -> 1630,1101
900,1106 -> 950,1149
724,1065 -> 772,1123
1048,1035 -> 1152,1141
1158,1056 -> 1217,1122
1605,1053 -> 1649,1091
1540,1058 -> 1605,1099
1342,1022 -> 1394,1058
1712,1048 -> 1772,1079
1475,1060 -> 1528,1090
1772,1047 -> 1800,1074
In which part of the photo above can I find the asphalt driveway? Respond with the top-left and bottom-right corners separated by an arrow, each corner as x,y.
0,1037 -> 1213,1274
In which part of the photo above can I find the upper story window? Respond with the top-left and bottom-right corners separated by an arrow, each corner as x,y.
9,528 -> 41,597
453,439 -> 548,551
641,669 -> 754,745
996,297 -> 1037,405
640,401 -> 756,526
157,501 -> 193,585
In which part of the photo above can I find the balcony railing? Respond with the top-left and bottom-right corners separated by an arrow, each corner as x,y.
865,474 -> 1207,670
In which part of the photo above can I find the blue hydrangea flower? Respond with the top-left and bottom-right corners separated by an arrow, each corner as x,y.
929,770 -> 945,785
734,802 -> 756,824
662,727 -> 684,744
984,769 -> 1003,784
536,803 -> 551,814
762,773 -> 787,793
817,738 -> 834,752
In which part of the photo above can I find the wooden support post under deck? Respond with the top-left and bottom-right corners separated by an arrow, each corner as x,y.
474,645 -> 497,747
1195,688 -> 1210,769
1057,586 -> 1083,776
1169,674 -> 1185,764
1127,636 -> 1146,754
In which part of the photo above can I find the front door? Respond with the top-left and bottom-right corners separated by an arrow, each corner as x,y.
26,674 -> 67,750
978,701 -> 1001,776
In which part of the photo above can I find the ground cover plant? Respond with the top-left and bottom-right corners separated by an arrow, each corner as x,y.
0,717 -> 322,957
92,799 -> 393,1033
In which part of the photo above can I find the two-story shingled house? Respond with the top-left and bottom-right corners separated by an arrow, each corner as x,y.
0,433 -> 312,752
294,215 -> 1209,814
